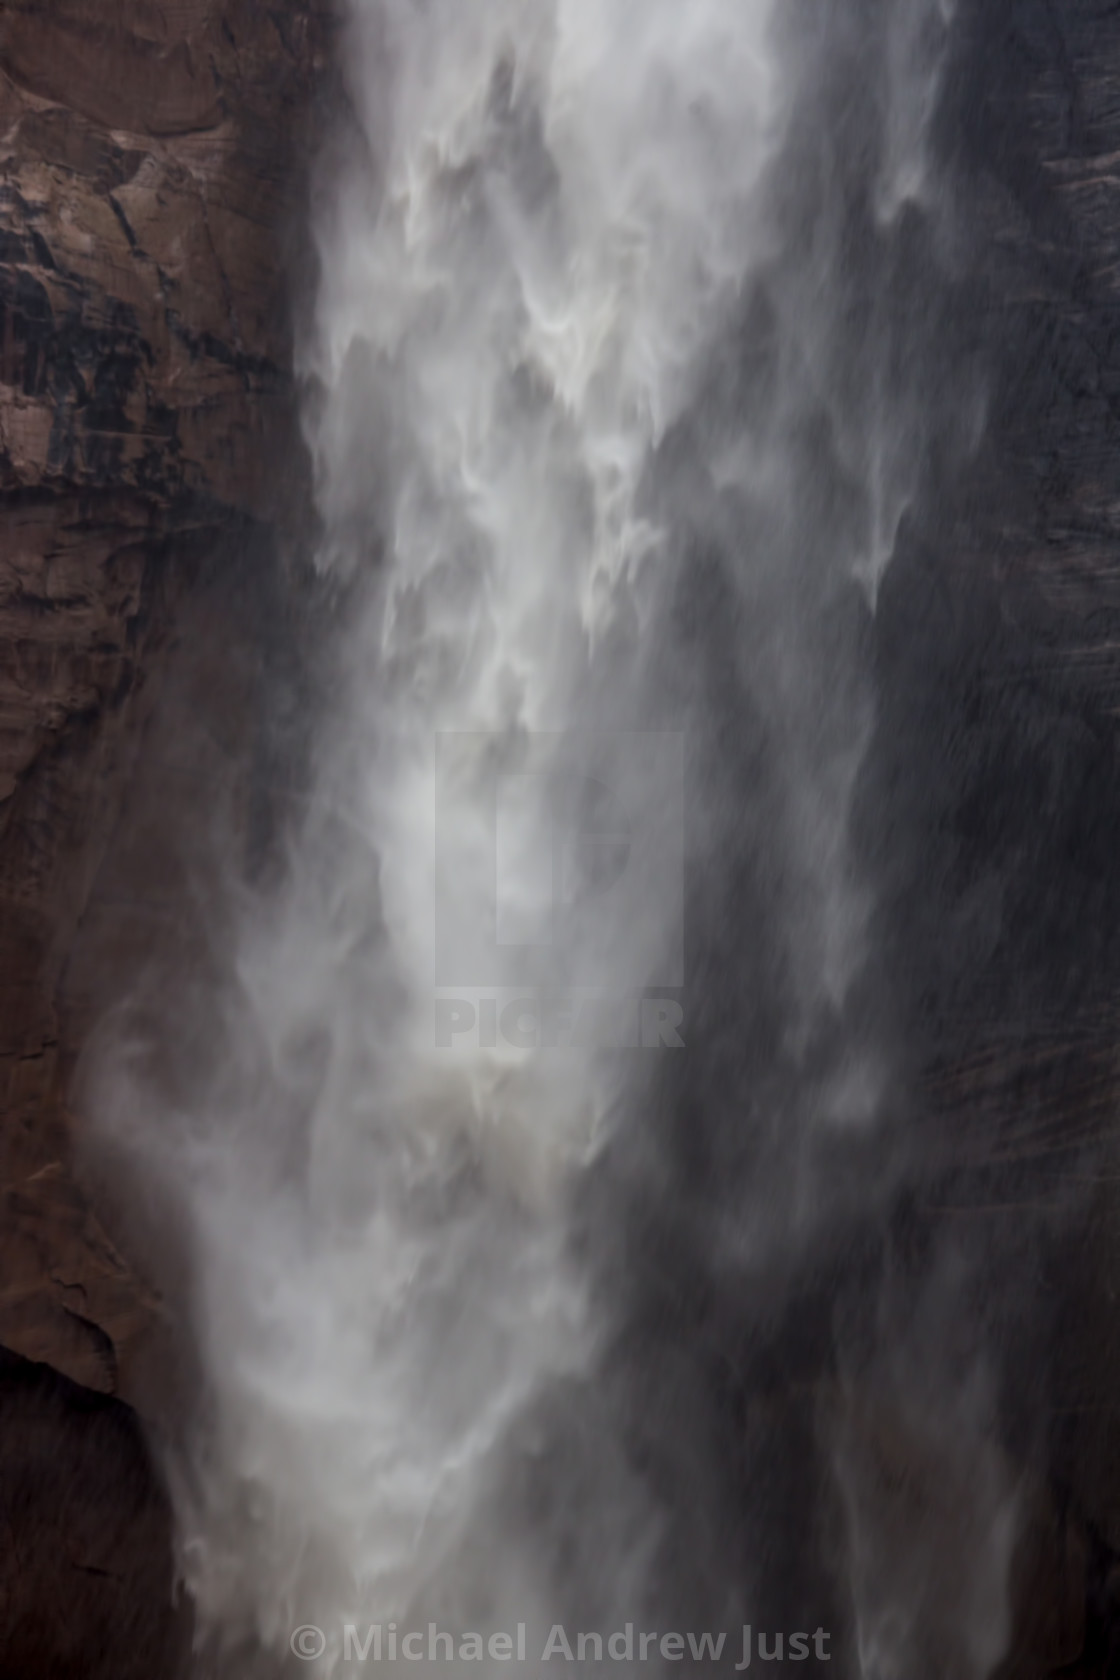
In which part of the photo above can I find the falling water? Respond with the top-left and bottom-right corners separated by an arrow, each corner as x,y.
84,2 -> 1023,1677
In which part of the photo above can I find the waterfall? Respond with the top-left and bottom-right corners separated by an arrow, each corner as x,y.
84,3 -> 1020,1677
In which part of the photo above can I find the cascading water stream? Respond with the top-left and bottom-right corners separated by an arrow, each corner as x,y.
84,3 -> 1021,1677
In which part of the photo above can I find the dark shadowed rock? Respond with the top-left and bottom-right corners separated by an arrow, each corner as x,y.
0,1345 -> 188,1679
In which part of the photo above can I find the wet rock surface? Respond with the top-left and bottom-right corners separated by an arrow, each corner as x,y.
872,3 -> 1120,1672
0,0 -> 326,1391
0,5 -> 325,1673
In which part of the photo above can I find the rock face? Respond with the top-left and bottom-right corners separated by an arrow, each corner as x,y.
0,1345 -> 187,1680
0,5 -> 326,1672
868,5 -> 1120,1671
0,0 -> 325,1392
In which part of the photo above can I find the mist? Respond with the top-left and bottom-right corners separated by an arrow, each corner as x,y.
75,4 -> 1041,1678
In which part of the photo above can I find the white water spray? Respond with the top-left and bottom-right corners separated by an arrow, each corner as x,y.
82,1 -> 1021,1675
98,2 -> 779,1671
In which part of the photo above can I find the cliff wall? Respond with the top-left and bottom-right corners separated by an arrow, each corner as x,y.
0,0 -> 325,1396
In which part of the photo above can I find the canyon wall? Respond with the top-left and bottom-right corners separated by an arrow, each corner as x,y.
0,6 -> 325,1672
873,6 -> 1120,1671
0,0 -> 326,1396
